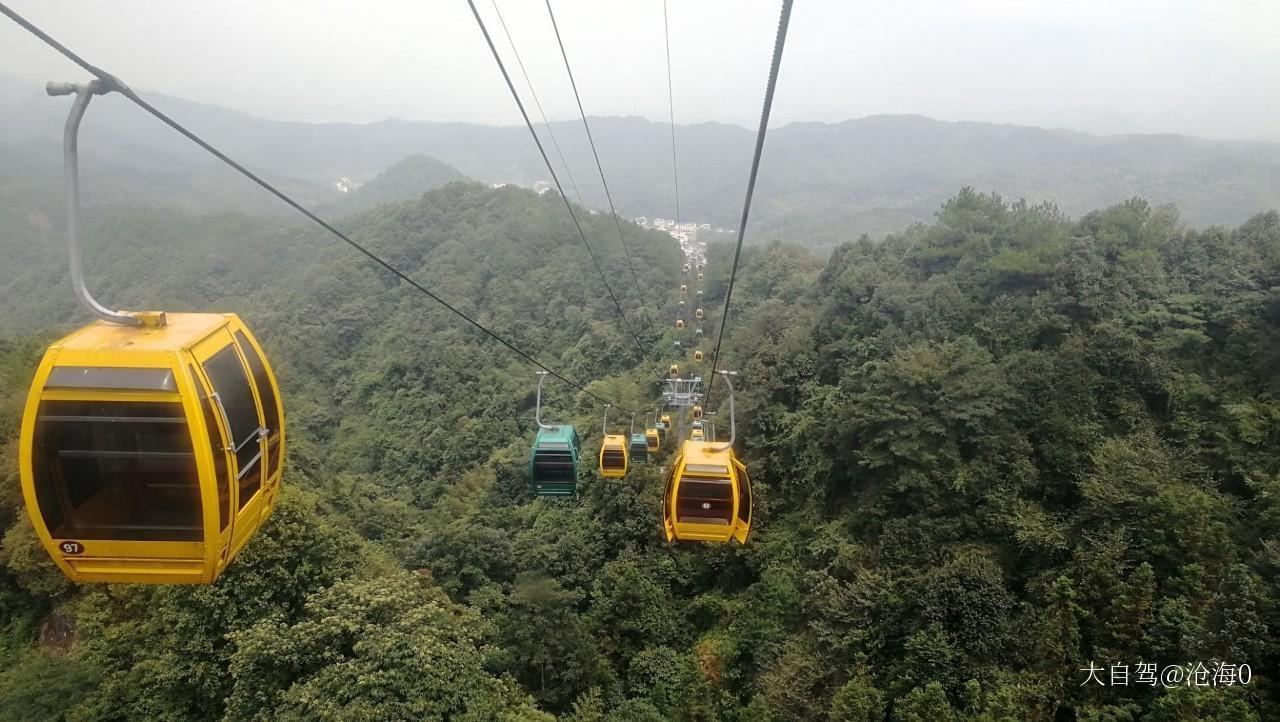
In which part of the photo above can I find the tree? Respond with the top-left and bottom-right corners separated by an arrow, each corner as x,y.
828,674 -> 884,722
224,572 -> 549,722
498,572 -> 611,711
892,682 -> 955,722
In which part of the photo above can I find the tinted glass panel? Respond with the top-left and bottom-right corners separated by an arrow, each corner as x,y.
32,400 -> 201,541
533,449 -> 577,482
676,477 -> 733,524
191,365 -> 230,531
202,345 -> 262,507
736,464 -> 751,524
45,366 -> 177,392
234,331 -> 282,475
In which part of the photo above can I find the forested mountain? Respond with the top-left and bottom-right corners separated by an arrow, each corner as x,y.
0,140 -> 338,219
324,154 -> 472,216
0,170 -> 1277,720
5,72 -> 1280,243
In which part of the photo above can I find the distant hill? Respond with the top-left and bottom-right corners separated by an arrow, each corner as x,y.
326,154 -> 471,216
0,139 -> 338,220
4,73 -> 1280,245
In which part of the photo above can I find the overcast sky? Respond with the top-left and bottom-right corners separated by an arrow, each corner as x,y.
3,0 -> 1279,141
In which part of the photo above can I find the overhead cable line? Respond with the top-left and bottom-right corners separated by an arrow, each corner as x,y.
662,0 -> 681,228
489,0 -> 586,210
465,0 -> 649,359
0,1 -> 640,416
706,0 -> 794,407
543,0 -> 648,308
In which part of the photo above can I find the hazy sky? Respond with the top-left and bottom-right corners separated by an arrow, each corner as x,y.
3,0 -> 1279,140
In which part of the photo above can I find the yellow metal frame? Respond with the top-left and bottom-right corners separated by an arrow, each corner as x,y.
19,313 -> 284,585
598,434 -> 629,478
662,440 -> 751,544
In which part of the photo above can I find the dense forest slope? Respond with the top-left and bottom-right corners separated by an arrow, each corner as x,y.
323,154 -> 472,216
5,72 -> 1280,241
1,180 -> 1278,720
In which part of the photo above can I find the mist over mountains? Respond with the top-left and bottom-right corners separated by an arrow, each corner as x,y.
3,73 -> 1279,245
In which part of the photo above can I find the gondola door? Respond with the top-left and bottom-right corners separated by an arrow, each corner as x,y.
732,457 -> 752,544
192,329 -> 267,561
187,361 -> 235,573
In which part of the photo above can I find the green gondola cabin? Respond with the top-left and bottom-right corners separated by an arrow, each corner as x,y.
529,425 -> 581,496
630,433 -> 649,463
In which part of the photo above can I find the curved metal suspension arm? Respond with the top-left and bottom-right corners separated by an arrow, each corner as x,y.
601,404 -> 610,436
711,371 -> 737,451
49,79 -> 146,326
535,371 -> 552,429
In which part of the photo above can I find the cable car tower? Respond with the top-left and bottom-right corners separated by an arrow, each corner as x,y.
662,374 -> 703,443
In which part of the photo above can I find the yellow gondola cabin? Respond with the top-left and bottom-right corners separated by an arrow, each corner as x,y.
599,434 -> 629,477
662,440 -> 750,544
20,313 -> 285,584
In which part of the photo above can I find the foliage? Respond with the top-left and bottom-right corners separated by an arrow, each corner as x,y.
0,183 -> 1278,720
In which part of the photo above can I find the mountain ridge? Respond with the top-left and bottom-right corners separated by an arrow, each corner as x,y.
3,72 -> 1279,245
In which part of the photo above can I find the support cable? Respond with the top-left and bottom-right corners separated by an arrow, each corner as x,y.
705,0 -> 794,407
544,0 -> 648,307
489,0 -> 586,210
662,0 -> 681,229
465,0 -> 648,358
0,1 -> 641,414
